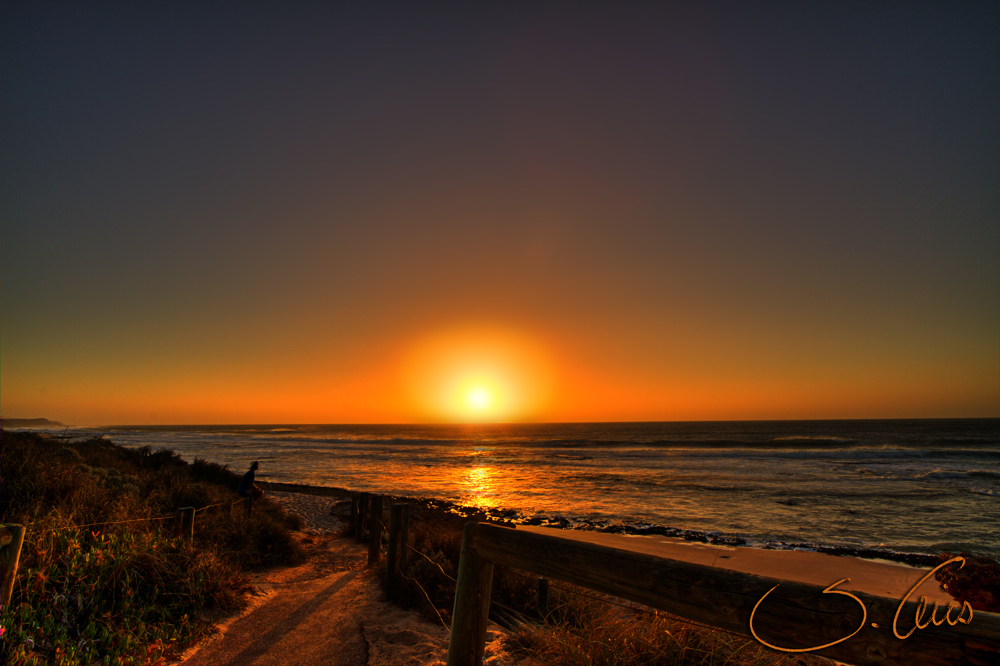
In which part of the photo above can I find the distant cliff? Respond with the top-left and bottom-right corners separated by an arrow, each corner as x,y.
1,417 -> 64,427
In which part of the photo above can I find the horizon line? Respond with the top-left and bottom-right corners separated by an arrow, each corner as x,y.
4,415 -> 998,429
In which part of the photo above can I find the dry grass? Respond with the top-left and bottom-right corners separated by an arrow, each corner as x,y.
0,430 -> 306,665
501,581 -> 831,666
334,499 -> 823,666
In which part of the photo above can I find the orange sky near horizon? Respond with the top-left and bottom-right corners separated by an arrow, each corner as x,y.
2,4 -> 998,425
2,315 -> 995,425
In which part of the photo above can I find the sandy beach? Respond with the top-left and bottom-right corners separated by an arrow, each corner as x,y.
266,489 -> 348,535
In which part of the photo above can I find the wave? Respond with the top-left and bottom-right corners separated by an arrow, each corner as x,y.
499,513 -> 990,564
772,435 -> 855,443
240,439 -> 997,459
67,421 -> 999,455
918,469 -> 1000,480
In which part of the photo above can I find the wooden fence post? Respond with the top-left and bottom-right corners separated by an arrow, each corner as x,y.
400,503 -> 410,561
446,522 -> 494,666
368,495 -> 384,565
350,493 -> 359,534
385,503 -> 408,593
178,507 -> 195,543
357,493 -> 369,541
537,576 -> 549,621
0,524 -> 26,609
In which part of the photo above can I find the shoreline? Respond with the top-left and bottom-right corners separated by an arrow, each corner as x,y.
262,481 -> 965,608
256,480 -> 962,568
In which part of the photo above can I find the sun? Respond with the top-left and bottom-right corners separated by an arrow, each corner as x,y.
467,386 -> 492,411
402,325 -> 554,422
453,377 -> 501,420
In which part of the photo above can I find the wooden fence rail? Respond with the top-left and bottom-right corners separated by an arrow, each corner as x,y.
447,522 -> 1000,666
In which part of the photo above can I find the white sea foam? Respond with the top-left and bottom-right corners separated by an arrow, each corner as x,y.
919,469 -> 1000,480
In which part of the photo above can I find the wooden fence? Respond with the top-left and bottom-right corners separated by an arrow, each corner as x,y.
349,492 -> 411,593
445,522 -> 1000,666
8,494 -> 998,666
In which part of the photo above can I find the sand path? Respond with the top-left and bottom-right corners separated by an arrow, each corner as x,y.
180,494 -> 455,666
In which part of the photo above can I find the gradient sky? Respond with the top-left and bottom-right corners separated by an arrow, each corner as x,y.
2,2 -> 997,425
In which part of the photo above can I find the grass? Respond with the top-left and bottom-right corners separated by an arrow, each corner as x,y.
0,430 -> 306,665
499,583 -> 826,666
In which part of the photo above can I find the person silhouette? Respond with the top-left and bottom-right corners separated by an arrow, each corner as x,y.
239,461 -> 264,501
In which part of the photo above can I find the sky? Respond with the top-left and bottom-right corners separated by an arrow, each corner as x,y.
2,2 -> 997,425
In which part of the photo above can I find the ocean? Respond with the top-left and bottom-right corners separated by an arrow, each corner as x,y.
30,419 -> 1000,560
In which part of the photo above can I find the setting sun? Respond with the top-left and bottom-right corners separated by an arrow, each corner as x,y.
467,387 -> 492,411
402,325 -> 554,423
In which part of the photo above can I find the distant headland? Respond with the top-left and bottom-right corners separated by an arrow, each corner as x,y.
1,417 -> 64,427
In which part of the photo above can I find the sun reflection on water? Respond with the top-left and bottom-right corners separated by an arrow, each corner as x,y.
459,465 -> 502,509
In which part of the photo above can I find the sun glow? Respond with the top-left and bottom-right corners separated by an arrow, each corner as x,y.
403,326 -> 554,422
467,386 -> 492,410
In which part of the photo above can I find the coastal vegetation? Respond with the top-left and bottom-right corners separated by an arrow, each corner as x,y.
0,430 -> 305,665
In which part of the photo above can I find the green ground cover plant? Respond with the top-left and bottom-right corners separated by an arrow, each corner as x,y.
0,431 -> 305,665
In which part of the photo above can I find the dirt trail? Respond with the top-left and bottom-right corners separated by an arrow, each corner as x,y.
181,536 -> 451,666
